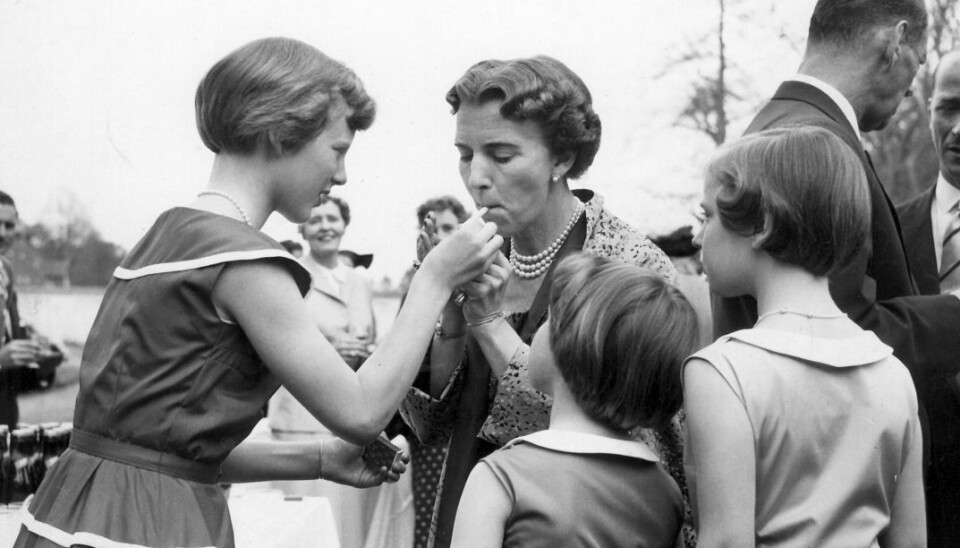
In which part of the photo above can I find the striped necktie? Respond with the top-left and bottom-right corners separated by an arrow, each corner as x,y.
940,201 -> 960,293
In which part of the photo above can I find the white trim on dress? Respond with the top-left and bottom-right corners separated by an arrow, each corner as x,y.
113,250 -> 296,280
20,506 -> 217,548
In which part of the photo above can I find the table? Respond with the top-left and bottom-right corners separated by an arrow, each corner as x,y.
229,489 -> 341,548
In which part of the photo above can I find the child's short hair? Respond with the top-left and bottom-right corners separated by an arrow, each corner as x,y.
195,37 -> 376,158
705,126 -> 870,276
548,253 -> 699,433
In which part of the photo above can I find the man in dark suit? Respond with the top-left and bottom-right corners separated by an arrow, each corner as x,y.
0,191 -> 41,428
712,1 -> 960,541
898,49 -> 960,545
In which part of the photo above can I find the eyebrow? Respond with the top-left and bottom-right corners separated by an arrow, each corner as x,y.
454,140 -> 521,149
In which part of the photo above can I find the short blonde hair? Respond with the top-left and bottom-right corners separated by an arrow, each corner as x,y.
705,126 -> 870,276
548,253 -> 699,433
195,37 -> 376,157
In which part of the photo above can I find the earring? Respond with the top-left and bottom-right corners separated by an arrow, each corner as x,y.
551,174 -> 560,183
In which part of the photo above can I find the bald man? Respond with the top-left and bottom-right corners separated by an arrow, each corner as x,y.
898,49 -> 960,544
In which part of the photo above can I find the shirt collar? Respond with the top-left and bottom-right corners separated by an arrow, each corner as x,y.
505,429 -> 660,462
790,74 -> 862,142
725,327 -> 892,368
936,172 -> 960,216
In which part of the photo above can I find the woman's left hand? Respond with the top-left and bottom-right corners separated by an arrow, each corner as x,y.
461,252 -> 511,324
322,437 -> 409,488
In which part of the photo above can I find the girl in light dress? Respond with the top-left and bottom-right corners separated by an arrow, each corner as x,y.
684,126 -> 925,546
452,252 -> 699,548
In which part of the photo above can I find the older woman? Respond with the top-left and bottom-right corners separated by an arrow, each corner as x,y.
16,38 -> 501,548
400,56 -> 686,548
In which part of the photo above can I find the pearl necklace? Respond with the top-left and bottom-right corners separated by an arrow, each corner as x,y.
197,190 -> 251,226
509,201 -> 585,279
755,308 -> 847,326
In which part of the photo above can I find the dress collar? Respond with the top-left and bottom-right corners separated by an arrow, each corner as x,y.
790,74 -> 862,142
724,327 -> 892,368
505,429 -> 660,462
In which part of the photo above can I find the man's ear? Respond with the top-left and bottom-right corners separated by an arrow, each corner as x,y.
881,20 -> 910,69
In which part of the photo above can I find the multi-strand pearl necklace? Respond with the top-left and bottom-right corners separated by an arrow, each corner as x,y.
509,201 -> 585,279
197,190 -> 251,226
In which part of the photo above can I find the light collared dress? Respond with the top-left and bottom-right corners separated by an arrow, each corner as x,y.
684,325 -> 922,547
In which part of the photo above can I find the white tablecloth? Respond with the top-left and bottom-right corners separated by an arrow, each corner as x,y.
229,490 -> 340,548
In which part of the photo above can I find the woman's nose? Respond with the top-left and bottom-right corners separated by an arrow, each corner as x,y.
465,159 -> 492,190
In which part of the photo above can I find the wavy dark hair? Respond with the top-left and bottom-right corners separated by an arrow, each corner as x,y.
446,56 -> 601,180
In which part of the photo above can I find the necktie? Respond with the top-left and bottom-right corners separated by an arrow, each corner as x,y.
940,201 -> 960,293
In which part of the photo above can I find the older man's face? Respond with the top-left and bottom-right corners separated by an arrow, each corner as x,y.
931,54 -> 960,189
862,32 -> 928,132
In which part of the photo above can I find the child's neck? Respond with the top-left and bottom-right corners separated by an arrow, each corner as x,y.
754,262 -> 840,317
547,379 -> 632,440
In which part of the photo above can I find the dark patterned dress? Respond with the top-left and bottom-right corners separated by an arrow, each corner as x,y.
15,208 -> 309,548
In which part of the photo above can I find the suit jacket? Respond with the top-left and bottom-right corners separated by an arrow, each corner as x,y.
898,185 -> 940,295
0,256 -> 27,427
713,81 -> 960,389
897,184 -> 960,543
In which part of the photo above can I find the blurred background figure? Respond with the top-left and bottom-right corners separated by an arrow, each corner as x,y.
400,196 -> 470,297
280,239 -> 304,258
0,191 -> 47,428
651,226 -> 712,349
268,194 -> 411,548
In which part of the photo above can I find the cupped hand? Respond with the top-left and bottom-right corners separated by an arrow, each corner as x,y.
462,252 -> 511,323
0,339 -> 41,369
323,437 -> 410,488
421,208 -> 502,292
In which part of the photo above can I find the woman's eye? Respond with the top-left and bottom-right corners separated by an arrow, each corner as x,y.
493,155 -> 512,164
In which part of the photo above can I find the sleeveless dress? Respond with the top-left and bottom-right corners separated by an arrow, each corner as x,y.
684,327 -> 922,547
15,208 -> 310,548
481,430 -> 683,548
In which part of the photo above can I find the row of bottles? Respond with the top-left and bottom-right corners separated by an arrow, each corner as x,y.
0,422 -> 72,504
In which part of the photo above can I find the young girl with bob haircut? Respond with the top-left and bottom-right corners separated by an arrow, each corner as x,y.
16,37 -> 502,548
452,252 -> 699,548
685,126 -> 925,546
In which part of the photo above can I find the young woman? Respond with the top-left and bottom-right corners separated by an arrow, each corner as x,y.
452,253 -> 699,548
16,37 -> 502,548
684,127 -> 925,546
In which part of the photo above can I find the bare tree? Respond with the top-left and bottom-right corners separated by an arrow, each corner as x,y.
671,0 -> 804,146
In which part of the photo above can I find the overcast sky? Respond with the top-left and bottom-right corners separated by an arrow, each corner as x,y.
0,0 -> 816,281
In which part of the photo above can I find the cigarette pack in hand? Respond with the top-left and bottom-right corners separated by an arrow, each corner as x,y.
361,434 -> 403,470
